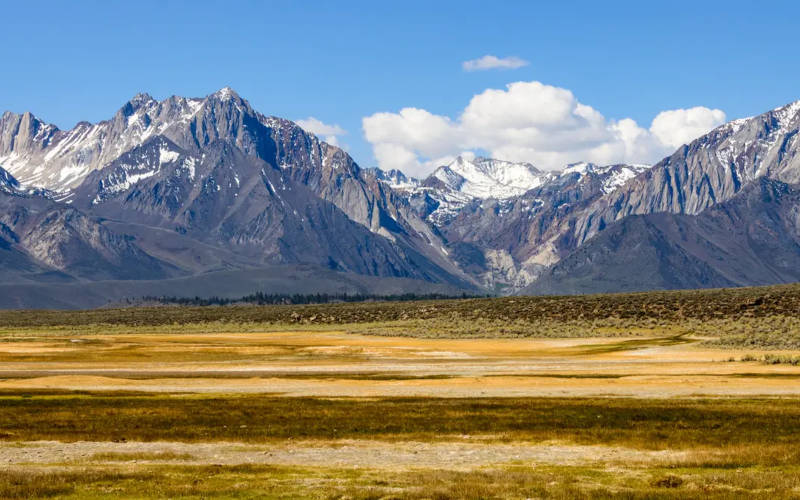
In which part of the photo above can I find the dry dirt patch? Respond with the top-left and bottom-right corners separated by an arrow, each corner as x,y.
0,439 -> 684,470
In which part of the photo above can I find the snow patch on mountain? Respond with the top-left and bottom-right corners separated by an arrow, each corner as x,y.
561,162 -> 651,194
368,168 -> 419,190
1,92 -> 222,191
562,162 -> 592,175
0,152 -> 28,177
88,138 -> 196,205
600,165 -> 648,194
159,145 -> 180,164
433,156 -> 550,199
776,100 -> 800,128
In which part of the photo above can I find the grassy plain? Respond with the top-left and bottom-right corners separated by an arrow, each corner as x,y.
3,285 -> 800,498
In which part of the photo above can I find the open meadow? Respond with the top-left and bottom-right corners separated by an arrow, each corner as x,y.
2,284 -> 800,498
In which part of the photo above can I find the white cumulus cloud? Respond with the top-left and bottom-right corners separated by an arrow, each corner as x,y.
363,108 -> 461,174
462,55 -> 529,72
362,80 -> 726,177
296,117 -> 347,147
649,107 -> 727,149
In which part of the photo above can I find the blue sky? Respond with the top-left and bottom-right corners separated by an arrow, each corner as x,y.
2,0 -> 798,174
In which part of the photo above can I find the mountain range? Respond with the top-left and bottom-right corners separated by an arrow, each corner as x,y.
2,88 -> 800,308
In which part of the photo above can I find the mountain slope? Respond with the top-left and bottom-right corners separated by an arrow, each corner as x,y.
0,166 -> 177,282
68,136 -> 471,286
574,101 -> 800,245
376,161 -> 650,290
1,89 -> 477,294
526,178 -> 800,294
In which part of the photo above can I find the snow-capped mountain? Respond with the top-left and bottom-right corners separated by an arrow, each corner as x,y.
0,88 -> 475,301
411,161 -> 654,290
373,157 -> 649,229
430,156 -> 551,199
1,88 -> 461,276
369,156 -> 558,227
3,90 -> 800,307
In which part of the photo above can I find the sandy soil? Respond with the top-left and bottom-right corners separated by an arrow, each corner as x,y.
1,331 -> 800,397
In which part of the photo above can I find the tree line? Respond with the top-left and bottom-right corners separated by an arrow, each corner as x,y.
130,291 -> 484,306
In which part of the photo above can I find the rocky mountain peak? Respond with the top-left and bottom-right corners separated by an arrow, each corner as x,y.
129,92 -> 157,108
116,93 -> 158,121
203,87 -> 252,114
214,86 -> 239,100
773,99 -> 800,127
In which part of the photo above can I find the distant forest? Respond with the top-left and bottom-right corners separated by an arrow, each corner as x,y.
130,291 -> 485,307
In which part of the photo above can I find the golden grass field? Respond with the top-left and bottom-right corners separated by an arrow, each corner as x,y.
3,285 -> 800,498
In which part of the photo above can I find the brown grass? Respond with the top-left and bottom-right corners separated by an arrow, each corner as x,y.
2,464 -> 800,499
2,394 -> 800,451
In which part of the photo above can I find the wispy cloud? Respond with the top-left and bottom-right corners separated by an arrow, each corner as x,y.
462,55 -> 529,72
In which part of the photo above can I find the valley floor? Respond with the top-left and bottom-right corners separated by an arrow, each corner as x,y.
2,297 -> 800,498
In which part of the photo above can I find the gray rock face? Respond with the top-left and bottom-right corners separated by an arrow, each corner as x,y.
526,178 -> 800,294
574,101 -> 800,245
71,137 -> 464,285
